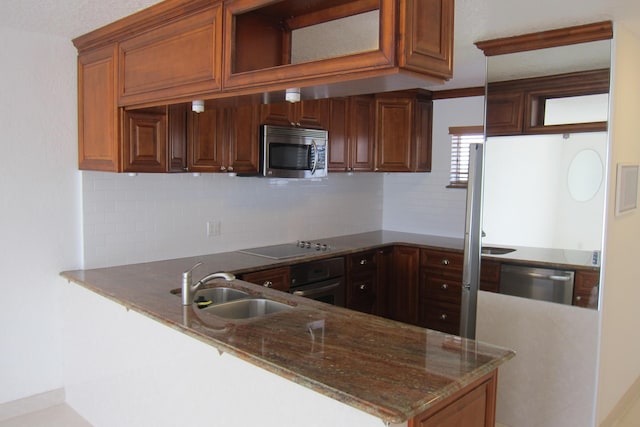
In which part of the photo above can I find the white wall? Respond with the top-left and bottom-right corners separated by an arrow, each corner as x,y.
596,23 -> 640,424
0,28 -> 81,405
383,96 -> 484,236
83,172 -> 383,268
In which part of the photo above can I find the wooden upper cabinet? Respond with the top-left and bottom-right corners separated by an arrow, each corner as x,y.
374,90 -> 433,172
328,96 -> 375,172
399,0 -> 454,80
168,104 -> 189,172
122,107 -> 167,172
188,103 -> 260,174
188,107 -> 228,172
118,3 -> 223,106
77,44 -> 120,171
260,99 -> 328,129
228,103 -> 261,174
222,0 -> 453,91
485,90 -> 524,137
485,69 -> 610,137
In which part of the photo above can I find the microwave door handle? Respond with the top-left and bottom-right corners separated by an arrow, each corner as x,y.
310,140 -> 318,175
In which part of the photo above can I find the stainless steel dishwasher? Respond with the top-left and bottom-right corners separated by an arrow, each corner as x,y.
499,264 -> 575,305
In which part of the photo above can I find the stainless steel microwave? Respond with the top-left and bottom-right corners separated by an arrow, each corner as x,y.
260,125 -> 328,178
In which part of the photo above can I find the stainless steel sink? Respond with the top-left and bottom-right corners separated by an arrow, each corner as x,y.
481,246 -> 516,255
192,287 -> 249,308
201,298 -> 292,319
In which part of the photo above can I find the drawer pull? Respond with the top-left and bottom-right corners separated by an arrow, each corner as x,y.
263,280 -> 273,288
359,284 -> 367,291
360,259 -> 368,265
441,283 -> 448,290
439,313 -> 448,320
441,258 -> 450,266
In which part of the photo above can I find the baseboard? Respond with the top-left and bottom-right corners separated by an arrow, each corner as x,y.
600,375 -> 640,427
0,388 -> 65,422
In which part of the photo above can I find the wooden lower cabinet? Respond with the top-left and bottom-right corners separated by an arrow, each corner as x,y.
480,260 -> 501,293
346,250 -> 379,315
409,370 -> 498,427
345,247 -> 394,316
419,248 -> 464,334
388,246 -> 421,324
574,269 -> 600,309
240,266 -> 290,292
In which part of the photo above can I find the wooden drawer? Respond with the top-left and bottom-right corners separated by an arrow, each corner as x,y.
347,272 -> 378,315
347,250 -> 378,274
421,271 -> 462,305
420,300 -> 460,335
241,267 -> 290,292
421,248 -> 464,273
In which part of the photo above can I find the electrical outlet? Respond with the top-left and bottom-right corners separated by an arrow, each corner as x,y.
206,220 -> 221,237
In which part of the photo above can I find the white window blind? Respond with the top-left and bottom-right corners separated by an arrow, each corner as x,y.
448,126 -> 484,188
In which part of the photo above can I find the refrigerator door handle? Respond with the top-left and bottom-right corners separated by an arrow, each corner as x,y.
460,142 -> 484,339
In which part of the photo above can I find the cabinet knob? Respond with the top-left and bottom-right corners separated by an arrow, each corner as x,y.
227,166 -> 234,172
295,122 -> 301,127
220,166 -> 227,171
263,280 -> 273,288
576,295 -> 582,301
360,259 -> 368,265
441,258 -> 450,266
359,284 -> 367,291
441,283 -> 448,290
439,313 -> 448,320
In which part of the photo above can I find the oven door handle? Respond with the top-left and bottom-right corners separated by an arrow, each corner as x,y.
292,282 -> 340,297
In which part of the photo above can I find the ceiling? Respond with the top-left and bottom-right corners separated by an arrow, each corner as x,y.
1,0 -> 639,90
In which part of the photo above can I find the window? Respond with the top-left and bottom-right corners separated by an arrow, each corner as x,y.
448,126 -> 484,188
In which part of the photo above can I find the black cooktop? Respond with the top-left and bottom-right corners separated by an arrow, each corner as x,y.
238,241 -> 331,260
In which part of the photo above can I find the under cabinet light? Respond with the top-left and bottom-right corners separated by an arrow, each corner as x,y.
285,88 -> 301,103
192,100 -> 205,113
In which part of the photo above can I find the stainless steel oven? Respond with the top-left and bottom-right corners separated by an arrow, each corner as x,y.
289,257 -> 345,307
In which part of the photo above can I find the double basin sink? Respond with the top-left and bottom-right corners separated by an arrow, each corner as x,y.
184,287 -> 292,320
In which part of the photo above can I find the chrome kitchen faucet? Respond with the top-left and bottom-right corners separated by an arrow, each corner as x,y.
181,262 -> 235,306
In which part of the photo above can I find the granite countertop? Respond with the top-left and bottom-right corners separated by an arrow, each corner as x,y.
61,231 -> 515,423
480,243 -> 600,270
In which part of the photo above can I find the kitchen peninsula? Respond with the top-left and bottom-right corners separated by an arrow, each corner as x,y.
62,231 -> 515,426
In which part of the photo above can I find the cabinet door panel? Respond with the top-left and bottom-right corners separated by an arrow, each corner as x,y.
350,95 -> 375,171
389,246 -> 420,324
400,0 -> 454,80
168,104 -> 188,172
122,108 -> 167,172
118,5 -> 222,105
375,97 -> 414,172
78,45 -> 119,171
486,91 -> 524,136
229,104 -> 260,174
188,108 -> 227,172
327,98 -> 349,171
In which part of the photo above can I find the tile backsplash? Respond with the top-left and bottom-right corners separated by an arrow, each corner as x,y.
82,172 -> 384,268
